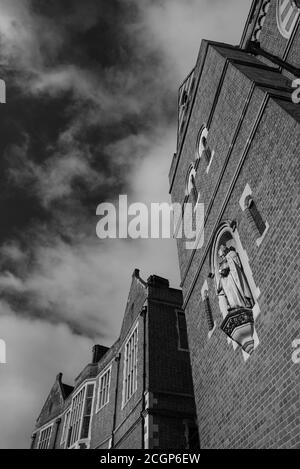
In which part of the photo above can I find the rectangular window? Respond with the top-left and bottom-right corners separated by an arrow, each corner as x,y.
123,326 -> 138,406
68,387 -> 85,447
61,409 -> 71,446
38,425 -> 52,449
177,311 -> 189,350
81,384 -> 95,440
63,383 -> 95,448
97,368 -> 111,411
249,200 -> 266,236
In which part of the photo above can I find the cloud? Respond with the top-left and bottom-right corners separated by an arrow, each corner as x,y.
5,138 -> 99,207
0,309 -> 94,449
127,0 -> 252,79
0,129 -> 181,340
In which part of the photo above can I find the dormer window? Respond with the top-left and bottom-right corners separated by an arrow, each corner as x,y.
276,0 -> 300,39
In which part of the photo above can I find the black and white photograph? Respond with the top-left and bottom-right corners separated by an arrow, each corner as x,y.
0,0 -> 299,453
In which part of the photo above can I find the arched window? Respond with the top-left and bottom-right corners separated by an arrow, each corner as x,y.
196,125 -> 214,172
276,0 -> 300,39
196,126 -> 208,160
185,165 -> 198,204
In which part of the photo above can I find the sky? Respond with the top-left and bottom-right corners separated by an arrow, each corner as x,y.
0,0 -> 252,449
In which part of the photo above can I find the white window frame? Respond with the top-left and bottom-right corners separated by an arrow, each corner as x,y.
65,380 -> 95,449
96,366 -> 112,412
196,125 -> 215,173
122,324 -> 138,408
196,125 -> 208,160
37,423 -> 53,449
185,164 -> 196,196
276,0 -> 300,39
60,408 -> 71,447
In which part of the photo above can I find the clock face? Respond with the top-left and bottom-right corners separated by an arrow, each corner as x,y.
276,0 -> 300,39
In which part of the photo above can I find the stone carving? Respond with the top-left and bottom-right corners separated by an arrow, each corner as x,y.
217,245 -> 254,311
220,308 -> 255,355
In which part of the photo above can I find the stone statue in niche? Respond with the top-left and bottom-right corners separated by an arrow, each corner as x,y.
217,245 -> 254,310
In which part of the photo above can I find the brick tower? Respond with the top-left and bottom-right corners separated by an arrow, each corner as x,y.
169,0 -> 299,449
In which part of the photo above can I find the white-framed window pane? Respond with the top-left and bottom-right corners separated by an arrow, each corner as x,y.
98,368 -> 111,410
61,409 -> 71,445
68,387 -> 85,447
81,384 -> 94,439
38,425 -> 52,449
123,327 -> 138,406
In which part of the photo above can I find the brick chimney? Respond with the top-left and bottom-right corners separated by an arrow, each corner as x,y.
92,345 -> 109,364
147,275 -> 169,288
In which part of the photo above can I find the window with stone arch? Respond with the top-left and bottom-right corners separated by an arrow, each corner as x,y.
276,0 -> 300,39
196,125 -> 214,172
210,222 -> 260,356
185,164 -> 198,205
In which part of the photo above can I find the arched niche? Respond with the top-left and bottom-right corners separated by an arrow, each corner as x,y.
209,221 -> 260,357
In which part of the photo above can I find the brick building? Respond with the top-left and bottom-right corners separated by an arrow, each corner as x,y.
31,270 -> 199,449
169,0 -> 299,449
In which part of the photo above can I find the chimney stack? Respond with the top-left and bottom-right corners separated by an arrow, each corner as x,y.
92,344 -> 109,364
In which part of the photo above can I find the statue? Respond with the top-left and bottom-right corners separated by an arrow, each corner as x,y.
217,245 -> 254,310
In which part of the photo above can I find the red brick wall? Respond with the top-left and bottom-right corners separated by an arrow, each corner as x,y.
32,275 -> 198,450
170,39 -> 300,448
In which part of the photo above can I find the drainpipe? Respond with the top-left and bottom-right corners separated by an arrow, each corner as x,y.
245,40 -> 300,76
141,305 -> 147,449
30,433 -> 36,449
111,353 -> 121,448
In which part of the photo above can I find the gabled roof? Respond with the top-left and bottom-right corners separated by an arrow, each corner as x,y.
35,373 -> 73,428
119,269 -> 147,340
61,382 -> 74,400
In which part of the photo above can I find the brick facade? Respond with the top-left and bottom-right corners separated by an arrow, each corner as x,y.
31,270 -> 199,450
169,0 -> 300,449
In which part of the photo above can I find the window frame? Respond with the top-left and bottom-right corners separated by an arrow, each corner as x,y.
96,366 -> 112,412
65,380 -> 95,449
122,324 -> 139,408
37,423 -> 53,449
185,164 -> 198,200
196,125 -> 208,160
60,408 -> 71,447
